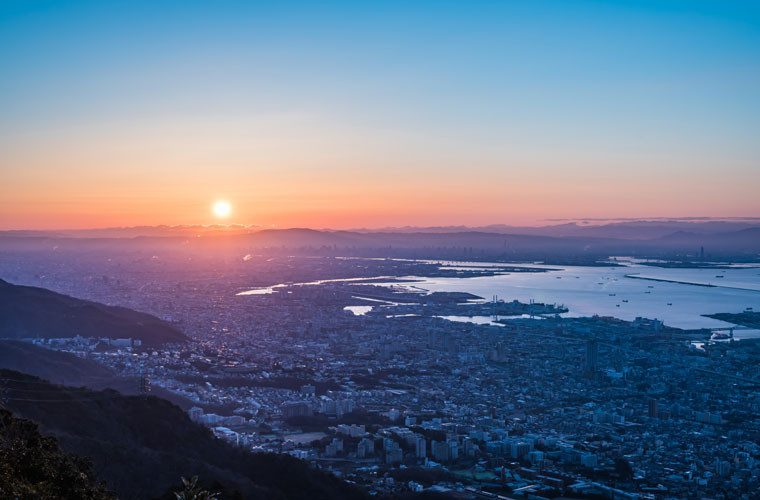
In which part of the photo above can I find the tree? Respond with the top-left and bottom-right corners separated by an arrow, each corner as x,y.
0,409 -> 114,500
174,476 -> 220,500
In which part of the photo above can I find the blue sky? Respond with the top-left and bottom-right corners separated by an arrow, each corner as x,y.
1,1 -> 759,228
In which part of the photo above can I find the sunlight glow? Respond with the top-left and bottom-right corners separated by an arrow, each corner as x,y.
213,201 -> 231,218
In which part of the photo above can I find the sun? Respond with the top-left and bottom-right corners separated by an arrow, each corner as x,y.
212,201 -> 231,218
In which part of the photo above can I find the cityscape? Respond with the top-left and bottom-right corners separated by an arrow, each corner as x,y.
2,239 -> 760,499
1,1 -> 760,500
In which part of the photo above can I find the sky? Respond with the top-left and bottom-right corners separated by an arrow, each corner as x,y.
1,0 -> 759,230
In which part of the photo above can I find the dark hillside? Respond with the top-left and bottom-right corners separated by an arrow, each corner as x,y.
1,370 -> 368,500
0,340 -> 195,410
0,279 -> 186,346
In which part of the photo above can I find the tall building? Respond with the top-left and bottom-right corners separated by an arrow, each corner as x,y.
282,401 -> 311,419
584,339 -> 599,377
357,438 -> 374,458
510,441 -> 532,460
648,398 -> 659,419
415,435 -> 426,458
432,440 -> 449,462
447,439 -> 459,461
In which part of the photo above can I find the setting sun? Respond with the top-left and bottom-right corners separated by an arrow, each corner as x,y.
212,201 -> 231,218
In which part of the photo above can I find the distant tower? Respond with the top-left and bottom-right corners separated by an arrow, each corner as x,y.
700,246 -> 705,260
584,339 -> 599,377
648,398 -> 659,419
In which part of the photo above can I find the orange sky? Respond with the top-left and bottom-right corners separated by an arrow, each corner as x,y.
2,2 -> 759,230
1,113 -> 757,229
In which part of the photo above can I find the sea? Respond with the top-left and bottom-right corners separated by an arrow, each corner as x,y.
391,258 -> 760,335
241,257 -> 760,336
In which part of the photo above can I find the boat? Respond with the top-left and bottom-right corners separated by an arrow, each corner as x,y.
622,299 -> 629,303
644,291 -> 651,294
609,293 -> 616,296
715,275 -> 724,278
667,302 -> 673,306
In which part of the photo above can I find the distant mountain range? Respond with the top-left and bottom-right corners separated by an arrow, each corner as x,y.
1,220 -> 759,260
355,219 -> 760,239
0,279 -> 187,345
3,219 -> 759,239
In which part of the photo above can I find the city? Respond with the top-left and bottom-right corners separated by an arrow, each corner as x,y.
2,247 -> 759,499
1,1 -> 759,499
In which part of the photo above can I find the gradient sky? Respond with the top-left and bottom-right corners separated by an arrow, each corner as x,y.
1,0 -> 759,229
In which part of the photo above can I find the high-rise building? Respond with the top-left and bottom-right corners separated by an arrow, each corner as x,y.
357,438 -> 374,458
648,399 -> 659,419
585,339 -> 599,376
447,439 -> 458,461
510,441 -> 532,460
282,401 -> 311,419
432,440 -> 449,462
415,435 -> 426,458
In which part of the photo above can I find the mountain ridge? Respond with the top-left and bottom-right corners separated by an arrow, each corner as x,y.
1,369 -> 370,500
0,279 -> 187,346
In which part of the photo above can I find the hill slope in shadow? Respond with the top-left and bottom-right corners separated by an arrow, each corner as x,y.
2,370 -> 369,500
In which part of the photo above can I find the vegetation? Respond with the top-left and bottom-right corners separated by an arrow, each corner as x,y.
2,369 -> 369,500
173,476 -> 220,500
0,409 -> 114,500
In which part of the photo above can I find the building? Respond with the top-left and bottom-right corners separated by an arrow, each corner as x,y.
357,438 -> 375,458
432,440 -> 449,462
448,439 -> 459,461
188,406 -> 203,422
580,453 -> 598,468
415,435 -> 427,458
282,401 -> 311,419
510,441 -> 533,460
384,438 -> 403,464
325,438 -> 343,457
648,399 -> 659,419
337,423 -> 366,437
585,339 -> 599,376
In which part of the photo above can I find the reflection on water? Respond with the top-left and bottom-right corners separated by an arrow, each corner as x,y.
437,315 -> 504,326
238,258 -> 760,332
344,305 -> 373,316
382,259 -> 760,330
238,276 -> 395,296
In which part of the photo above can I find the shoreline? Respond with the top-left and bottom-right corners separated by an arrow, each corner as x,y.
624,274 -> 760,293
